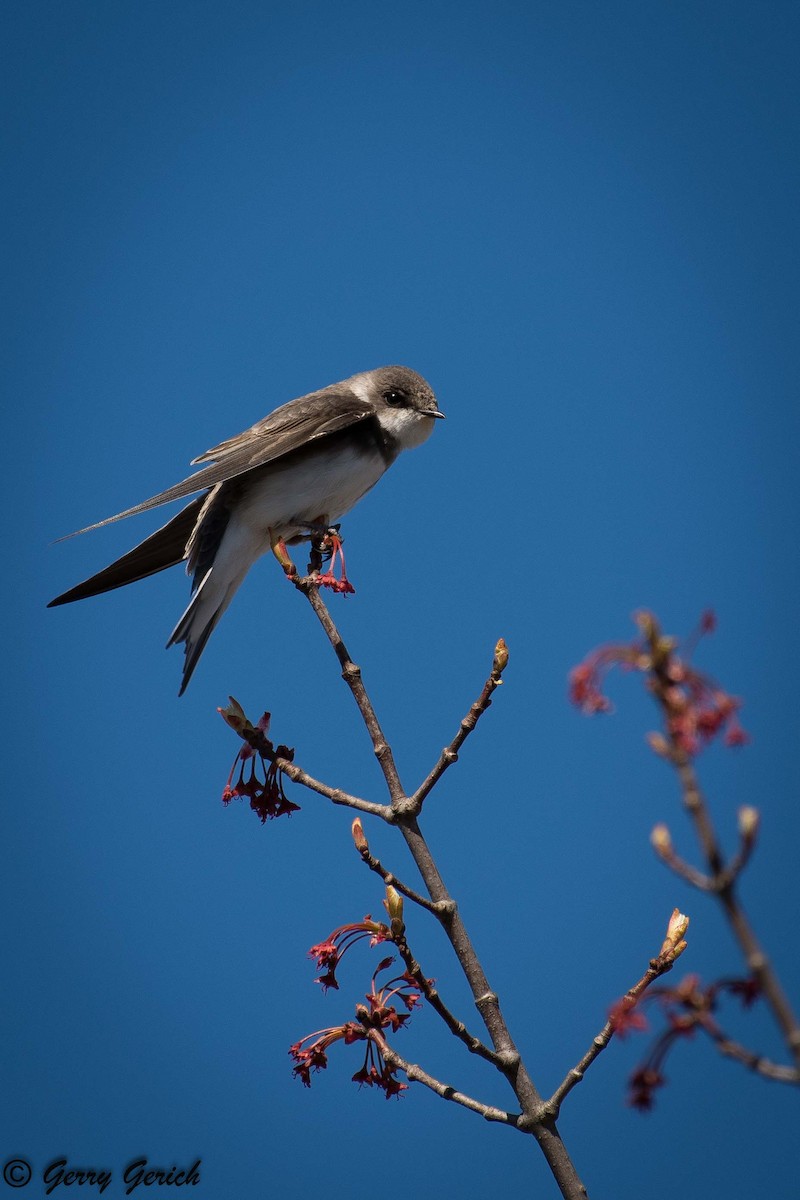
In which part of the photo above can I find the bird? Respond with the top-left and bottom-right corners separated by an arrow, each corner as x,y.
49,365 -> 444,693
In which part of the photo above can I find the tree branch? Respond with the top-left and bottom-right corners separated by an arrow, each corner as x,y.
293,578 -> 406,804
664,735 -> 800,1068
639,620 -> 800,1072
351,833 -> 445,915
294,583 -> 589,1200
367,1027 -> 523,1126
410,638 -> 509,811
696,1015 -> 800,1084
392,928 -> 503,1067
275,756 -> 392,820
548,911 -> 689,1113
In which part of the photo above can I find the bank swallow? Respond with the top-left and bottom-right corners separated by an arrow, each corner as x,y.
49,365 -> 444,693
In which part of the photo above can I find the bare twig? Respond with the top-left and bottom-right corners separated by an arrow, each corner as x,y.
548,910 -> 690,1113
696,1015 -> 800,1084
716,808 -> 759,890
351,834 -> 443,914
410,638 -> 509,811
651,813 -> 759,895
366,1026 -> 523,1126
650,825 -> 715,890
391,929 -> 503,1066
274,756 -> 392,820
293,578 -> 406,804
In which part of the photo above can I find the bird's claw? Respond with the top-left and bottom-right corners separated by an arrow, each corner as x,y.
305,524 -> 342,574
309,530 -> 355,595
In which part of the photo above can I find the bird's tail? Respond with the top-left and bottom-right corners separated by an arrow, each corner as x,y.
167,565 -> 242,695
48,497 -> 205,607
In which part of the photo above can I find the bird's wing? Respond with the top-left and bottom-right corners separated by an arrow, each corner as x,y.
59,390 -> 375,539
49,495 -> 207,606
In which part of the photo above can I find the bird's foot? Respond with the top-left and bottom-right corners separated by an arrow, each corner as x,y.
310,530 -> 355,595
303,523 -> 341,574
270,534 -> 298,579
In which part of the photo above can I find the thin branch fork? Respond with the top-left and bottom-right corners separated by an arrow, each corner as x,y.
350,822 -> 501,1064
650,660 -> 800,1070
294,582 -> 589,1200
391,928 -> 502,1067
651,818 -> 759,894
231,719 -> 393,820
351,836 -> 444,914
365,1026 -> 522,1128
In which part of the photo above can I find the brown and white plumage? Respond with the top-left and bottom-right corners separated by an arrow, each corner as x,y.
49,366 -> 443,693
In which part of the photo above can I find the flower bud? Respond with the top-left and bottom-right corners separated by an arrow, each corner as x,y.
650,824 -> 673,855
634,610 -> 659,643
660,908 -> 690,959
384,885 -> 404,924
737,806 -> 760,841
667,908 -> 689,941
493,638 -> 509,675
352,818 -> 369,853
217,696 -> 249,733
646,733 -> 671,758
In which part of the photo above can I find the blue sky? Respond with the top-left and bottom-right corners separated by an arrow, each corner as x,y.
5,2 -> 799,1197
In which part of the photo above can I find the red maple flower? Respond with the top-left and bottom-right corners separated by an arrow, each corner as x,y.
570,611 -> 748,757
289,1022 -> 365,1087
220,710 -> 299,823
628,1066 -> 665,1111
608,997 -> 649,1038
313,532 -> 356,595
308,916 -> 392,992
290,959 -> 420,1099
621,970 -> 763,1111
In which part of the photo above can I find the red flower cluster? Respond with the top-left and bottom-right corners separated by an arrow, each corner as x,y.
289,1021 -> 365,1088
313,532 -> 356,595
309,916 -> 392,992
363,956 -> 424,1029
219,710 -> 299,823
610,971 -> 762,1111
289,957 -> 422,1099
628,1066 -> 666,1112
570,610 -> 749,756
608,996 -> 649,1038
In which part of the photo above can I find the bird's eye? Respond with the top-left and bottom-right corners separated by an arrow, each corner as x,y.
383,389 -> 407,406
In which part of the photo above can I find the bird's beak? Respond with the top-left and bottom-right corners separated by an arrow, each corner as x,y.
427,408 -> 446,419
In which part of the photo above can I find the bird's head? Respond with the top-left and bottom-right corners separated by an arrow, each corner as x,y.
353,365 -> 444,451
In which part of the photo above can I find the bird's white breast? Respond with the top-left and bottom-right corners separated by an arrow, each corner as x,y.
233,438 -> 389,546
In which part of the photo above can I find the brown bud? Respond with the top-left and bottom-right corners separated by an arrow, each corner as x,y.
351,818 -> 369,853
650,823 -> 673,855
493,637 -> 509,676
647,732 -> 671,758
737,806 -> 760,841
